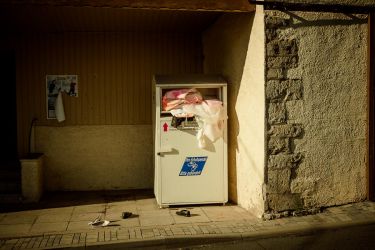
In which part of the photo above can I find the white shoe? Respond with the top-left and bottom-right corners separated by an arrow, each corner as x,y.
88,217 -> 110,227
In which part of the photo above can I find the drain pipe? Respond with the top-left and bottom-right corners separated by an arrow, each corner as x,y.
28,117 -> 38,156
248,1 -> 375,14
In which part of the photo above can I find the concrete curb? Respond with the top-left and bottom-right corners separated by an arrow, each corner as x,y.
80,219 -> 375,249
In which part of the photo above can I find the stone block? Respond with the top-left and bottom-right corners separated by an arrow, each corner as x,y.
268,103 -> 286,124
268,137 -> 290,155
266,28 -> 277,42
266,41 -> 280,56
266,80 -> 285,101
268,153 -> 303,170
286,100 -> 304,121
265,16 -> 290,29
267,68 -> 285,80
267,193 -> 303,212
279,39 -> 298,56
267,39 -> 298,57
266,79 -> 302,102
267,56 -> 298,68
268,124 -> 303,138
288,79 -> 303,100
267,169 -> 291,194
290,178 -> 317,195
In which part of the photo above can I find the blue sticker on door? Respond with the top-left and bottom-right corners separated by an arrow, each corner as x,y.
179,157 -> 208,176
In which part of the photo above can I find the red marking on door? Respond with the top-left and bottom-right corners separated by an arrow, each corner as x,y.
163,122 -> 168,132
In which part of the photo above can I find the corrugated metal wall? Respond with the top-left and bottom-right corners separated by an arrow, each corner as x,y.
11,32 -> 203,156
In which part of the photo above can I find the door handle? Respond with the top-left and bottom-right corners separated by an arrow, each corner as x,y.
157,147 -> 176,156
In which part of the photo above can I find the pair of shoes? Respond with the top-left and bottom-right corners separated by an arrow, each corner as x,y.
88,216 -> 110,227
176,209 -> 191,217
122,212 -> 132,219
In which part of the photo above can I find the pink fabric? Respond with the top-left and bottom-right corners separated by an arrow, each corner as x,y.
162,88 -> 202,111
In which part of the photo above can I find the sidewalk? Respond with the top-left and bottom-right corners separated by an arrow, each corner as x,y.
0,191 -> 375,249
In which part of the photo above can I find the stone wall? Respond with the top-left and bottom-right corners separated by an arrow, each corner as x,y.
265,14 -> 305,211
264,10 -> 368,212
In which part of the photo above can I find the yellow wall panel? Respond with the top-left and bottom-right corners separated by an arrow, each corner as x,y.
9,32 -> 203,156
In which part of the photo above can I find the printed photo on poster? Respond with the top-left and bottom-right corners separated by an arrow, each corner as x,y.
46,75 -> 78,119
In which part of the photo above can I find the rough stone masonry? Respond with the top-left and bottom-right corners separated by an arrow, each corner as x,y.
265,12 -> 305,212
264,7 -> 368,214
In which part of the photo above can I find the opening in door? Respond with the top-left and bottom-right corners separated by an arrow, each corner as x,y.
0,50 -> 18,167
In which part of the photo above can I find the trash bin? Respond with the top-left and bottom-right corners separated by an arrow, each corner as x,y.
21,153 -> 44,202
153,75 -> 228,207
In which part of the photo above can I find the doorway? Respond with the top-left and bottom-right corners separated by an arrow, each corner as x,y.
0,50 -> 18,167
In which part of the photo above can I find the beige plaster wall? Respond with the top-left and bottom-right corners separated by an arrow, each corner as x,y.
35,125 -> 153,191
266,11 -> 368,208
203,7 -> 266,217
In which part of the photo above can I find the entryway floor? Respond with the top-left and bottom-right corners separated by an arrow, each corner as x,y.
1,190 -> 257,236
0,190 -> 374,249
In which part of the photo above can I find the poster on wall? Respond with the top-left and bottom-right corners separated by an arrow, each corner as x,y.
46,75 -> 78,119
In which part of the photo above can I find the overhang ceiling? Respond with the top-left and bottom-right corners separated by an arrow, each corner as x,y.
0,0 -> 255,12
0,4 -> 230,33
0,0 -> 256,33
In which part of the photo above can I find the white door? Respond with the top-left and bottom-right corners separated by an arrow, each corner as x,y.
159,118 -> 225,204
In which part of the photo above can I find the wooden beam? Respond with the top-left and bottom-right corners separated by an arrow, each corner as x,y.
369,12 -> 375,201
0,0 -> 255,12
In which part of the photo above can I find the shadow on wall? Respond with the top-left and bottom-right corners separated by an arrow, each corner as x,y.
286,11 -> 368,28
202,13 -> 254,203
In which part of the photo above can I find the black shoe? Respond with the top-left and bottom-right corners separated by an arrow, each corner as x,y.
122,212 -> 132,219
176,209 -> 191,217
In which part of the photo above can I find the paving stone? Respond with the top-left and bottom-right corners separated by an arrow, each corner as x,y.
46,235 -> 55,248
171,227 -> 185,235
0,214 -> 37,225
39,237 -> 49,249
20,239 -> 30,249
4,239 -> 18,245
158,228 -> 167,236
129,229 -> 136,239
86,231 -> 98,239
26,237 -> 36,248
72,232 -> 83,244
0,224 -> 32,238
165,229 -> 173,236
97,231 -> 105,242
30,222 -> 68,234
139,213 -> 174,227
36,213 -> 72,223
109,230 -> 117,241
60,233 -> 74,245
79,233 -> 86,244
67,221 -> 92,231
152,228 -> 161,237
73,204 -> 106,213
108,217 -> 140,227
70,212 -> 103,222
13,238 -> 23,249
192,225 -> 203,234
200,226 -> 210,234
0,244 -> 14,250
135,228 -> 142,239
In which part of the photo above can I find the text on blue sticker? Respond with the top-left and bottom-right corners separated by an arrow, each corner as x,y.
179,157 -> 208,176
